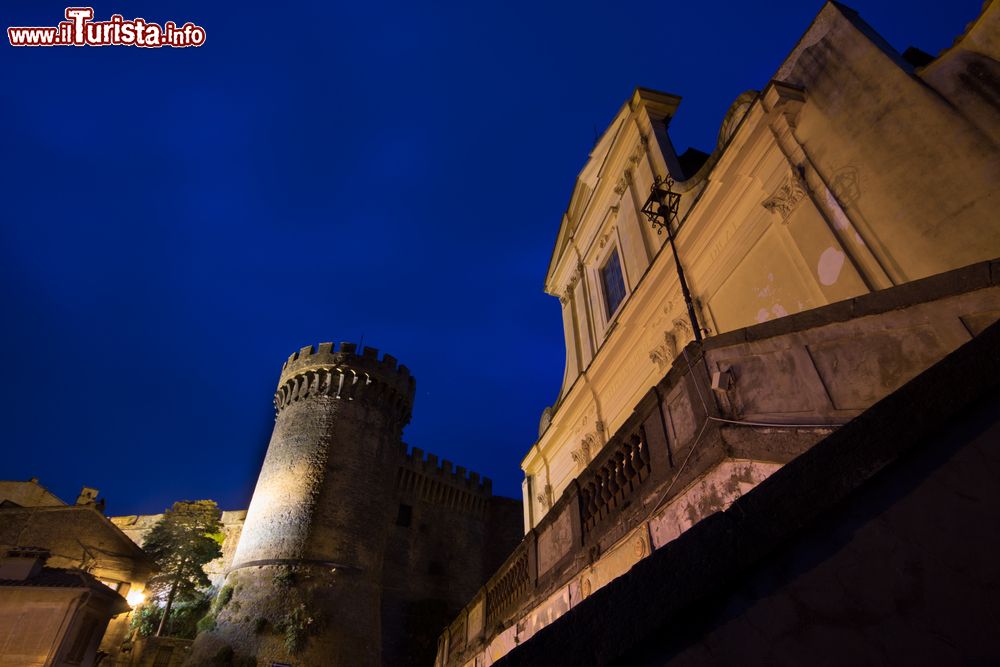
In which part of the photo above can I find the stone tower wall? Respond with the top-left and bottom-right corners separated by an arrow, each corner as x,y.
230,342 -> 414,567
189,342 -> 415,667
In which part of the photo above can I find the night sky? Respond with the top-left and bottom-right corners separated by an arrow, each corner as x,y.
2,0 -> 981,514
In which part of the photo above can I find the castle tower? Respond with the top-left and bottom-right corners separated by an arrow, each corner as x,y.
191,342 -> 415,666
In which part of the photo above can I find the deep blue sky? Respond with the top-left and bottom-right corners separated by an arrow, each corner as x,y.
1,0 -> 981,514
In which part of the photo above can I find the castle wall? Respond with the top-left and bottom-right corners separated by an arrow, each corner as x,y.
111,456 -> 520,667
381,449 -> 522,667
187,343 -> 414,667
111,510 -> 246,588
176,342 -> 522,667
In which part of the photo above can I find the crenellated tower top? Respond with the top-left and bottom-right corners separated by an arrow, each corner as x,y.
273,341 -> 416,427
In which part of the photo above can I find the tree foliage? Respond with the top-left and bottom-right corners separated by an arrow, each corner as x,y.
142,500 -> 223,636
128,592 -> 211,639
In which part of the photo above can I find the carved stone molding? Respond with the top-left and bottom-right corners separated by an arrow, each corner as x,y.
627,138 -> 647,166
598,225 -> 616,249
536,483 -> 554,511
672,317 -> 692,337
762,168 -> 807,222
563,263 -> 584,298
571,432 -> 597,470
648,330 -> 678,370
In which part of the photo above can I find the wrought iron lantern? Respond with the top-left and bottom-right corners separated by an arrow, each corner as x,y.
641,176 -> 681,237
641,175 -> 703,342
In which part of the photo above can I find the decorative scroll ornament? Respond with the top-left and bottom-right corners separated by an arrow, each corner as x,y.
571,432 -> 598,470
648,330 -> 678,370
536,483 -> 554,510
672,317 -> 692,337
627,137 -> 647,166
762,169 -> 807,222
598,225 -> 615,249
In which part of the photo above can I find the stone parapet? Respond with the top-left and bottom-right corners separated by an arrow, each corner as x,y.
274,342 -> 415,429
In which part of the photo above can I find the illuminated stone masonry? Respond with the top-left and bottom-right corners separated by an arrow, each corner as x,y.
113,343 -> 523,667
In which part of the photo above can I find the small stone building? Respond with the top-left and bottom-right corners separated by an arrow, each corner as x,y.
0,548 -> 131,667
0,480 -> 152,666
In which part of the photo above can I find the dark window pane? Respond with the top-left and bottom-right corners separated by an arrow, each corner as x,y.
601,248 -> 626,319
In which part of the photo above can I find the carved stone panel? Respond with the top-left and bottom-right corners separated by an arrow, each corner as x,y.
762,169 -> 807,222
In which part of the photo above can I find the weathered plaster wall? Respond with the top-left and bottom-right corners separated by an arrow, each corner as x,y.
439,261 -> 1000,666
0,587 -> 80,667
780,3 -> 1000,283
525,1 -> 1000,533
491,315 -> 1000,667
0,574 -> 126,667
647,459 -> 779,549
920,0 -> 1000,144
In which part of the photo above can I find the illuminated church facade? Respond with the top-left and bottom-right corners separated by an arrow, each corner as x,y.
437,2 -> 1000,664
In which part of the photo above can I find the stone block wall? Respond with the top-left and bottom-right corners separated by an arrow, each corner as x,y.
381,448 -> 522,667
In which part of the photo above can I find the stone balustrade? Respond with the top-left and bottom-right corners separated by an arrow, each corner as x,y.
435,259 -> 1000,667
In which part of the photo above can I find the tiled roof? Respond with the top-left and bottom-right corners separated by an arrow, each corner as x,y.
1,567 -> 109,590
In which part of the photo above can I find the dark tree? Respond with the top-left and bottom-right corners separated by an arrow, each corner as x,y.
143,500 -> 223,637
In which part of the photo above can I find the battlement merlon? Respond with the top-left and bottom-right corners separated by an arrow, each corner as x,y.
401,446 -> 493,495
278,342 -> 415,400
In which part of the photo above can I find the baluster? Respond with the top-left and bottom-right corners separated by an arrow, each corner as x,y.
614,450 -> 627,496
623,439 -> 638,485
601,465 -> 614,504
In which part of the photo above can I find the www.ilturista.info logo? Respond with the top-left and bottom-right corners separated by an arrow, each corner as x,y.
8,7 -> 206,47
